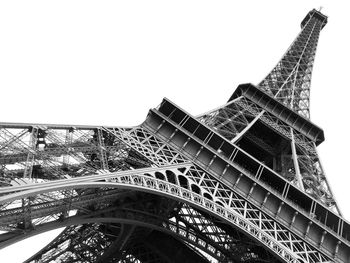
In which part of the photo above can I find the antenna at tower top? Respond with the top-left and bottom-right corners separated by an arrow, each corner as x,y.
319,6 -> 323,12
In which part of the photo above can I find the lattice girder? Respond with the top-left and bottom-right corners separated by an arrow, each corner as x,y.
258,10 -> 327,118
108,125 -> 338,262
198,96 -> 256,142
197,10 -> 336,215
139,98 -> 350,261
1,8 -> 350,263
0,166 -> 278,262
0,108 -> 348,262
199,87 -> 339,212
0,124 -> 151,184
0,161 -> 326,262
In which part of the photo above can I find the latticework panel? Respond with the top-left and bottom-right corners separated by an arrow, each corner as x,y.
257,9 -> 327,119
198,95 -> 339,212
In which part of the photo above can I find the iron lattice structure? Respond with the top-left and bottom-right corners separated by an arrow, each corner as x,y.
0,8 -> 349,263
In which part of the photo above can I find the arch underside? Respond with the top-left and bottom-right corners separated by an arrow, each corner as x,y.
23,196 -> 277,263
0,164 -> 326,263
2,185 -> 280,263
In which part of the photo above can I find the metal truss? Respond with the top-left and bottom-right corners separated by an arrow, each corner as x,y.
107,126 -> 335,262
258,9 -> 327,119
0,124 -> 152,183
196,9 -> 337,214
1,7 -> 349,263
0,119 -> 347,262
0,162 -> 279,260
142,97 -> 350,260
236,97 -> 338,211
0,160 -> 327,262
198,94 -> 339,213
197,96 -> 256,142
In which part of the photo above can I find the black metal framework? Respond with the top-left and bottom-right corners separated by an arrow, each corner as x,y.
0,8 -> 349,263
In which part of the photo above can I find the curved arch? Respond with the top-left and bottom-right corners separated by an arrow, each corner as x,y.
165,170 -> 177,184
203,192 -> 213,200
178,175 -> 189,189
154,171 -> 165,180
6,211 -> 227,262
190,184 -> 201,195
0,173 -> 301,263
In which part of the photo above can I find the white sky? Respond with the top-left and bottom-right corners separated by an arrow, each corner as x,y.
0,1 -> 349,262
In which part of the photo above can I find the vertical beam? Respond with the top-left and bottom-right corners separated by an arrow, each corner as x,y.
23,127 -> 38,179
63,128 -> 73,168
97,129 -> 109,171
290,128 -> 304,191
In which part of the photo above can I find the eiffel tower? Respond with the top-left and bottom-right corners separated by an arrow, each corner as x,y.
0,8 -> 349,263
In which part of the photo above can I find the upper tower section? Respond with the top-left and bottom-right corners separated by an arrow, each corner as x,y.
257,9 -> 328,119
301,8 -> 327,29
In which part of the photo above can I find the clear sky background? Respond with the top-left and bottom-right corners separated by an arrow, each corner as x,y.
0,1 -> 349,262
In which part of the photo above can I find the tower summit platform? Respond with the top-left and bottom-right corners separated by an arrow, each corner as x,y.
301,8 -> 328,28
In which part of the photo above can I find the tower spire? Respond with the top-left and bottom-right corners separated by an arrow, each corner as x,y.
257,9 -> 327,118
